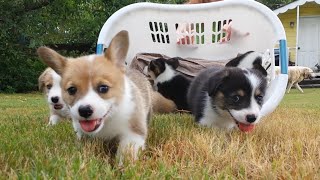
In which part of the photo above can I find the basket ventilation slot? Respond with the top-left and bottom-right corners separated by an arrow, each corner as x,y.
149,22 -> 170,44
212,19 -> 232,43
175,22 -> 204,45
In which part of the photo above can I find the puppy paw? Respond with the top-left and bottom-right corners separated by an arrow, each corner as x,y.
116,135 -> 145,165
48,115 -> 60,126
75,130 -> 82,140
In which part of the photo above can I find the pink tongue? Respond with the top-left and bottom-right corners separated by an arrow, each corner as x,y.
238,123 -> 255,132
79,120 -> 97,132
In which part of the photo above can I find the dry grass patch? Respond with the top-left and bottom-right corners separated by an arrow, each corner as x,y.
0,89 -> 319,179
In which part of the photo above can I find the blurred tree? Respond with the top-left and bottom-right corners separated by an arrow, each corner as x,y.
0,0 -> 290,92
256,0 -> 295,9
0,0 -> 179,93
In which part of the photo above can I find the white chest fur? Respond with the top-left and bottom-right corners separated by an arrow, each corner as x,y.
199,94 -> 236,130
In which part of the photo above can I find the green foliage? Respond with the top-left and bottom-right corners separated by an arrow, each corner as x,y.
0,0 -> 291,93
257,0 -> 295,9
0,0 -> 178,93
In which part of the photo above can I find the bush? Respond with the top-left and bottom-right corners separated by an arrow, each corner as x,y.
0,0 -> 185,93
0,43 -> 44,93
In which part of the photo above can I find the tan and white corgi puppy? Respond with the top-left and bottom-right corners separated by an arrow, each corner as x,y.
37,31 -> 153,162
38,68 -> 70,125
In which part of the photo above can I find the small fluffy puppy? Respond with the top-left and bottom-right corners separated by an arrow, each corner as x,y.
38,68 -> 69,125
188,67 -> 267,132
37,31 -> 152,161
147,57 -> 191,111
275,66 -> 314,93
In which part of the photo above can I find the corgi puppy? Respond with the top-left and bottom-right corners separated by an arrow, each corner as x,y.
37,31 -> 153,161
187,66 -> 267,132
38,68 -> 70,125
147,57 -> 191,111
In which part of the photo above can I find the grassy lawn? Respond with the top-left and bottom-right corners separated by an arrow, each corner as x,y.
0,89 -> 319,179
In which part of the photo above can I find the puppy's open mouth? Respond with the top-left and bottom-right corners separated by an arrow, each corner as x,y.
79,119 -> 102,132
53,104 -> 63,110
228,110 -> 255,132
78,108 -> 111,133
235,121 -> 255,133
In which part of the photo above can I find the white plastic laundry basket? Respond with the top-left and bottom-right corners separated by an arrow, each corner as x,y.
96,0 -> 288,118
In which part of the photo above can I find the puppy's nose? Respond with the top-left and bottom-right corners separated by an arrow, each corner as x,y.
78,105 -> 93,118
246,114 -> 257,123
51,96 -> 59,103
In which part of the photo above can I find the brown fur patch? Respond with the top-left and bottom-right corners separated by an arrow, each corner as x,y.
37,47 -> 67,75
91,56 -> 125,105
60,55 -> 125,107
153,67 -> 162,77
38,68 -> 54,94
147,71 -> 157,81
255,89 -> 262,96
60,57 -> 91,106
237,90 -> 245,97
151,91 -> 177,114
105,31 -> 129,70
214,91 -> 225,108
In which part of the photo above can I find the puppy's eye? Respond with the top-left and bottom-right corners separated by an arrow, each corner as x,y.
46,84 -> 52,90
67,87 -> 77,95
232,95 -> 240,102
255,95 -> 263,103
98,85 -> 109,94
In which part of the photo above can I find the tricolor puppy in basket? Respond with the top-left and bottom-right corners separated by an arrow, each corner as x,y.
37,30 -> 153,162
38,68 -> 70,125
146,57 -> 191,111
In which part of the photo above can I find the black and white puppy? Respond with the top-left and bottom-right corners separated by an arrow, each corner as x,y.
147,57 -> 191,111
187,66 -> 267,132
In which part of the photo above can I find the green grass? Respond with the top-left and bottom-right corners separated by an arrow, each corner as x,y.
1,89 -> 320,179
280,88 -> 320,109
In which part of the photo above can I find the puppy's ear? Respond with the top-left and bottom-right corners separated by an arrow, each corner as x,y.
225,51 -> 254,67
166,58 -> 180,70
252,63 -> 268,77
37,47 -> 67,75
105,30 -> 129,69
208,69 -> 230,97
225,57 -> 240,67
251,56 -> 267,77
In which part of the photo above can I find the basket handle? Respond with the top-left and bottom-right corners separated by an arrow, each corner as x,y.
260,39 -> 288,117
